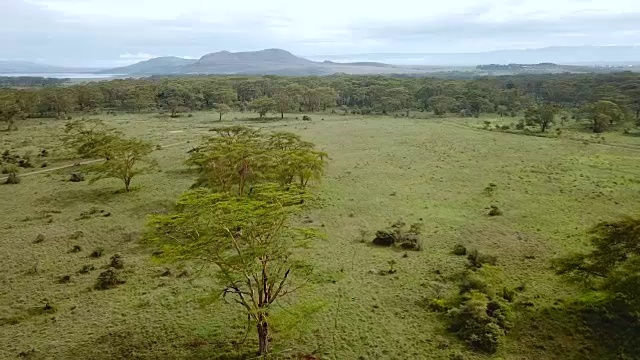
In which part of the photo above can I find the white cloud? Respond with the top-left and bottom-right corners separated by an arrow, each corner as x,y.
3,0 -> 640,66
119,52 -> 158,60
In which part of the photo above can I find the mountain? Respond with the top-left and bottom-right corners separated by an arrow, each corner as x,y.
99,49 -> 420,76
311,46 -> 640,66
182,48 -> 317,74
98,56 -> 198,75
0,60 -> 77,73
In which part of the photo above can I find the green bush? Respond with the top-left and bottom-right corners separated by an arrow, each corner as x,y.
467,250 -> 498,268
488,205 -> 502,216
371,220 -> 423,251
453,244 -> 467,256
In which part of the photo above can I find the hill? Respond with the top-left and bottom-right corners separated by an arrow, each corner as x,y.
98,57 -> 198,75
0,60 -> 76,74
312,46 -> 640,66
99,49 -> 429,76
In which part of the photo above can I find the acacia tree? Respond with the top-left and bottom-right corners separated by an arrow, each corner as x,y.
215,103 -> 231,121
584,100 -> 625,133
250,97 -> 276,118
64,119 -> 156,191
273,91 -> 293,119
63,119 -> 122,158
555,216 -> 640,310
146,186 -> 317,356
88,137 -> 156,192
187,127 -> 327,193
0,92 -> 20,131
525,104 -> 558,132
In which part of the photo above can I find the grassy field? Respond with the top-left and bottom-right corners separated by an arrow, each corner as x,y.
2,112 -> 640,359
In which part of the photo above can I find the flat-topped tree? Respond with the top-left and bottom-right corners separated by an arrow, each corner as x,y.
214,103 -> 231,121
64,119 -> 156,191
146,184 -> 319,356
88,137 -> 156,192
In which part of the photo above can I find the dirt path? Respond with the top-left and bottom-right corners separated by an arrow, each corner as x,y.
0,140 -> 191,182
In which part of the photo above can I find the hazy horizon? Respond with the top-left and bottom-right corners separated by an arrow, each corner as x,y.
2,0 -> 640,67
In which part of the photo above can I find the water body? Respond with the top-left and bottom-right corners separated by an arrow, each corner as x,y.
0,73 -> 121,79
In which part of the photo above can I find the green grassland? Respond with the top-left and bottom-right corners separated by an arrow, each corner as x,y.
2,112 -> 640,359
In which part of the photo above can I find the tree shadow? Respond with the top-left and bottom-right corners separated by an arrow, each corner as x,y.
61,327 -> 258,360
509,299 -> 639,359
38,186 -> 122,207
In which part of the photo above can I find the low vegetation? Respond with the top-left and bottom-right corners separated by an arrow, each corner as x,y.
2,71 -> 640,359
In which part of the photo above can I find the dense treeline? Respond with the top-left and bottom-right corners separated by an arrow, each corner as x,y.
0,76 -> 69,88
1,72 -> 639,130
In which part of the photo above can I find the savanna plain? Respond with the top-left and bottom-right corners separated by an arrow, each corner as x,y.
1,111 -> 639,360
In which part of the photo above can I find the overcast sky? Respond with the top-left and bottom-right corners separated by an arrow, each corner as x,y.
2,0 -> 640,66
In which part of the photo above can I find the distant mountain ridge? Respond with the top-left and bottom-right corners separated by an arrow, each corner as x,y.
311,46 -> 640,66
2,46 -> 639,76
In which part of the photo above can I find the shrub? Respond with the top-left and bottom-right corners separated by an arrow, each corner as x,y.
488,205 -> 502,216
447,289 -> 511,353
17,153 -> 33,168
69,245 -> 82,253
515,121 -> 525,130
467,250 -> 498,268
94,268 -> 124,290
78,264 -> 95,274
302,115 -> 311,121
109,254 -> 124,269
5,172 -> 20,184
371,220 -> 423,251
58,275 -> 72,284
69,172 -> 85,182
34,234 -> 45,244
483,183 -> 497,196
453,244 -> 467,256
90,248 -> 104,258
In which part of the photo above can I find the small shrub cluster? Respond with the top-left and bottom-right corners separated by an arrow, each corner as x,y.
69,172 -> 85,182
447,264 -> 514,354
487,205 -> 502,216
453,244 -> 467,256
1,150 -> 33,168
94,268 -> 125,290
467,250 -> 498,268
483,183 -> 497,196
372,220 -> 423,251
302,115 -> 311,121
448,289 -> 511,353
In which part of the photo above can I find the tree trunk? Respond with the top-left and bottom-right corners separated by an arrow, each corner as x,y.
124,178 -> 131,192
219,113 -> 222,121
257,321 -> 269,356
281,111 -> 284,119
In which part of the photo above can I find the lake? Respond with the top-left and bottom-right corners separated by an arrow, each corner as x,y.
0,73 -> 122,79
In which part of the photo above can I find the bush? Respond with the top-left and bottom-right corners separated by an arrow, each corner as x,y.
109,254 -> 124,269
453,244 -> 467,256
488,205 -> 502,216
34,234 -> 45,244
302,115 -> 311,121
371,220 -> 423,251
78,264 -> 95,274
483,183 -> 497,196
447,289 -> 511,353
69,172 -> 85,182
2,163 -> 19,175
5,172 -> 20,184
467,250 -> 498,268
94,268 -> 125,290
90,248 -> 104,258
515,121 -> 525,130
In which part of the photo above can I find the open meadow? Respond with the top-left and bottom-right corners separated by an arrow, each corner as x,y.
2,111 -> 640,359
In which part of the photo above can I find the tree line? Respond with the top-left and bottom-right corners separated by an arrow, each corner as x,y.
1,72 -> 640,131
